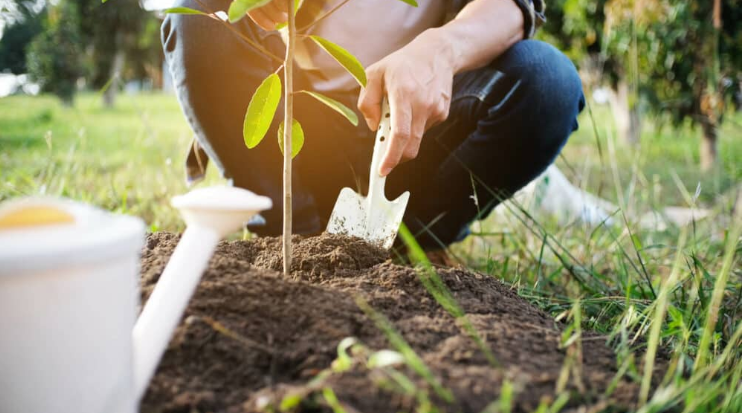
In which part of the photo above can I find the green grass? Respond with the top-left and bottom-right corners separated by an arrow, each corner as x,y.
563,104 -> 741,207
452,105 -> 741,411
1,92 -> 741,412
0,92 -> 221,231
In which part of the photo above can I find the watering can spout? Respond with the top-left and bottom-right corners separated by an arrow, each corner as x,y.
131,187 -> 271,400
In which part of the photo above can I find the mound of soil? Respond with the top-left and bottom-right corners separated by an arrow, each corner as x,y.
139,232 -> 647,413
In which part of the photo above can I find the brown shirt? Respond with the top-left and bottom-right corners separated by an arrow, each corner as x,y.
287,0 -> 447,92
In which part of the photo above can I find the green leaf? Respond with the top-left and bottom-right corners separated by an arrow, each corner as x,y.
278,119 -> 305,158
395,0 -> 418,5
163,7 -> 207,15
228,0 -> 272,23
322,388 -> 347,413
279,393 -> 304,411
331,337 -> 357,372
299,90 -> 358,126
244,73 -> 281,149
309,36 -> 366,87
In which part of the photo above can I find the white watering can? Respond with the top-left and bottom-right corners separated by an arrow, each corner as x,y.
0,186 -> 272,413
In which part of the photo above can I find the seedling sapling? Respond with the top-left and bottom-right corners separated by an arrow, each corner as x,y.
164,0 -> 416,274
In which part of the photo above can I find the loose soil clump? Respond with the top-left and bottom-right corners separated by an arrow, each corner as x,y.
140,232 -> 648,413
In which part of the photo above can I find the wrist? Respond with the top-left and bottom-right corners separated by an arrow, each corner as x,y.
418,27 -> 463,74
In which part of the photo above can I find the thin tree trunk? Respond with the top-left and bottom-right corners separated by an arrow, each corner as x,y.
282,0 -> 296,275
608,79 -> 641,145
61,93 -> 75,107
698,0 -> 722,171
700,116 -> 718,171
103,48 -> 125,108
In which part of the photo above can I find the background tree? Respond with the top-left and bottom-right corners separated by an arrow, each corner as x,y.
124,18 -> 166,89
26,0 -> 84,105
1,0 -> 162,105
538,0 -> 642,145
78,0 -> 159,107
0,0 -> 45,74
541,0 -> 741,170
604,0 -> 741,170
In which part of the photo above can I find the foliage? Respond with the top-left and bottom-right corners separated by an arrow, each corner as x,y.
228,0 -> 272,23
164,0 -> 386,273
26,0 -> 85,105
538,0 -> 609,71
77,0 -> 160,91
308,35 -> 367,87
603,0 -> 741,125
298,90 -> 358,126
243,73 -> 282,149
541,0 -> 741,112
277,119 -> 304,158
5,0 -> 162,103
538,0 -> 607,67
540,0 -> 741,166
0,0 -> 45,74
122,16 -> 165,85
202,2 -> 370,158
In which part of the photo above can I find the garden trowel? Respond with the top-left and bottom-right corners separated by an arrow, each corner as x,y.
326,98 -> 410,249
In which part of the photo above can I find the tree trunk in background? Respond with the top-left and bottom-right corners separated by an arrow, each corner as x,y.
699,106 -> 718,171
60,93 -> 74,108
146,60 -> 163,90
103,48 -> 125,108
697,0 -> 722,171
608,79 -> 641,145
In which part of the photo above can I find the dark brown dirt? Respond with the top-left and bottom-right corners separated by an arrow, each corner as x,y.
139,232 -> 648,413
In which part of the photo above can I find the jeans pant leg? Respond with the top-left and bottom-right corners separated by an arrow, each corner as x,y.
387,40 -> 585,249
161,0 -> 322,235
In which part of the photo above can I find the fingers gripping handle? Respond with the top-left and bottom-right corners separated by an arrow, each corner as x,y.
368,98 -> 391,202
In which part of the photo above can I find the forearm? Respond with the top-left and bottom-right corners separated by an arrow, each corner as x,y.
429,0 -> 525,74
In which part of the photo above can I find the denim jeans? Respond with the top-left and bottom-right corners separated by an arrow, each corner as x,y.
162,0 -> 585,249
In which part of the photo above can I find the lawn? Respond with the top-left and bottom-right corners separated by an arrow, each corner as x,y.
0,93 -> 224,230
1,92 -> 741,412
2,93 -> 740,227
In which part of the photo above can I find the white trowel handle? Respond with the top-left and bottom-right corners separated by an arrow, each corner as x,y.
368,98 -> 392,202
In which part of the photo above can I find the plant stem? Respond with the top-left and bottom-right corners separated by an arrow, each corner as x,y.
297,0 -> 352,33
282,0 -> 295,275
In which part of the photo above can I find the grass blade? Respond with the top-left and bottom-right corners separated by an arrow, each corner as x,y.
693,224 -> 741,370
356,296 -> 454,403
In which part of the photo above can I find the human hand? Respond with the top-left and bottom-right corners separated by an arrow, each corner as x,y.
247,0 -> 288,31
358,29 -> 456,177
